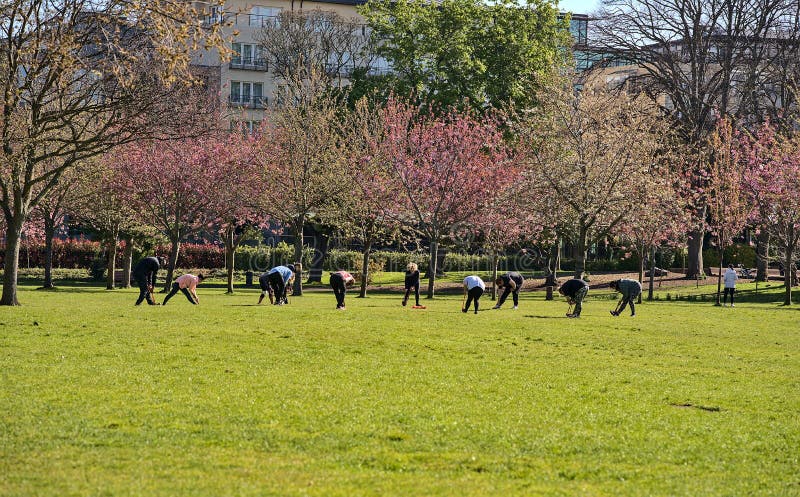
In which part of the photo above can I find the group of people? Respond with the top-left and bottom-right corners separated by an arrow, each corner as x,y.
460,270 -> 642,317
132,256 -> 203,306
132,256 -> 647,317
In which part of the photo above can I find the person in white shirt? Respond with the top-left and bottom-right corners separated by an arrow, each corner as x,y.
462,275 -> 486,314
723,264 -> 738,307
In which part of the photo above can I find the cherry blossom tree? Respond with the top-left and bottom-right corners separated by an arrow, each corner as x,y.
72,158 -> 144,290
471,183 -> 543,299
741,122 -> 800,305
116,137 -> 225,291
333,99 -> 403,298
381,98 -> 513,298
707,119 -> 751,305
211,128 -> 265,294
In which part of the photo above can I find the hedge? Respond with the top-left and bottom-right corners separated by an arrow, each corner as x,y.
2,239 -> 694,275
703,243 -> 757,269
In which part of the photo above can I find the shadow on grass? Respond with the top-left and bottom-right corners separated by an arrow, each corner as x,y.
524,315 -> 564,319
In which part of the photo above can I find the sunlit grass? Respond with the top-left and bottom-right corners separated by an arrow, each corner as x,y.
1,283 -> 798,496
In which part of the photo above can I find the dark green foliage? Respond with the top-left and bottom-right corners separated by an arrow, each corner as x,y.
358,0 -> 572,113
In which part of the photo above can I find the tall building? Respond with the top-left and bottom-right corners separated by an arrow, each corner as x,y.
192,0 -> 368,130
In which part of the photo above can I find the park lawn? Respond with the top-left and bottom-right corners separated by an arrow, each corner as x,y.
0,283 -> 798,496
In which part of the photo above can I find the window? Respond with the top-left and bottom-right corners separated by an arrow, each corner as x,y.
230,120 -> 262,134
250,6 -> 281,27
230,81 -> 265,107
231,42 -> 266,69
204,5 -> 224,25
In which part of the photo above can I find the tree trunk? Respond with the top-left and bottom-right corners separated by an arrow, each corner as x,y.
555,237 -> 562,273
121,238 -> 134,289
491,252 -> 499,301
307,230 -> 329,283
715,245 -> 724,306
164,237 -> 181,293
1,217 -> 25,306
637,248 -> 644,304
105,236 -> 117,290
358,239 -> 372,298
783,246 -> 793,306
572,228 -> 587,280
647,245 -> 656,301
686,225 -> 705,279
225,226 -> 236,294
637,249 -> 645,285
426,240 -> 438,299
756,230 -> 769,282
293,221 -> 304,296
42,219 -> 56,289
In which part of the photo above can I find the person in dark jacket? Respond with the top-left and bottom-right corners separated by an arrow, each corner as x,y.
493,271 -> 524,309
609,279 -> 642,317
132,256 -> 163,306
402,262 -> 421,307
558,278 -> 589,318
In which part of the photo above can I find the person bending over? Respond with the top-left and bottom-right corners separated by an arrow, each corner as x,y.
330,270 -> 356,310
132,256 -> 163,306
609,279 -> 642,317
558,278 -> 589,318
493,271 -> 524,310
257,265 -> 295,305
462,275 -> 486,314
163,273 -> 205,305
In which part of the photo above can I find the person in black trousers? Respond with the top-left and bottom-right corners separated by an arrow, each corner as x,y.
493,271 -> 524,310
402,262 -> 421,307
462,275 -> 486,314
330,270 -> 355,310
558,278 -> 589,318
132,256 -> 163,306
257,265 -> 295,305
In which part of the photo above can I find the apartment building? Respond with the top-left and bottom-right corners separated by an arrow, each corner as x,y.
192,0 -> 367,130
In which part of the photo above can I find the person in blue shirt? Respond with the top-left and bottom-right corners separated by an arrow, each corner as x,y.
257,264 -> 295,305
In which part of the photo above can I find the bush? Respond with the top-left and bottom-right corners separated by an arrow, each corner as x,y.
1,238 -> 105,269
703,243 -> 756,269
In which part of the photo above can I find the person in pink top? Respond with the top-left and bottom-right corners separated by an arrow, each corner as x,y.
329,270 -> 355,310
163,273 -> 205,305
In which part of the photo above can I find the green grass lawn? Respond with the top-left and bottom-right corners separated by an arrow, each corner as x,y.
1,283 -> 798,496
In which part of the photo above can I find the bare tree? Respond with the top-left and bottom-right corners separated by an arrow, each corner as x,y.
519,75 -> 670,280
255,9 -> 379,89
257,71 -> 350,297
0,0 -> 228,305
592,0 -> 800,278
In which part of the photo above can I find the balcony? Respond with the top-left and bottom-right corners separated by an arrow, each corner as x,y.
228,95 -> 267,109
230,57 -> 268,71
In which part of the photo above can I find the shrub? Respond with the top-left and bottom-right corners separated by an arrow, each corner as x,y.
703,243 -> 757,269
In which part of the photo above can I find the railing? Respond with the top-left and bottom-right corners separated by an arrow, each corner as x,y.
230,57 -> 268,71
228,95 -> 267,109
